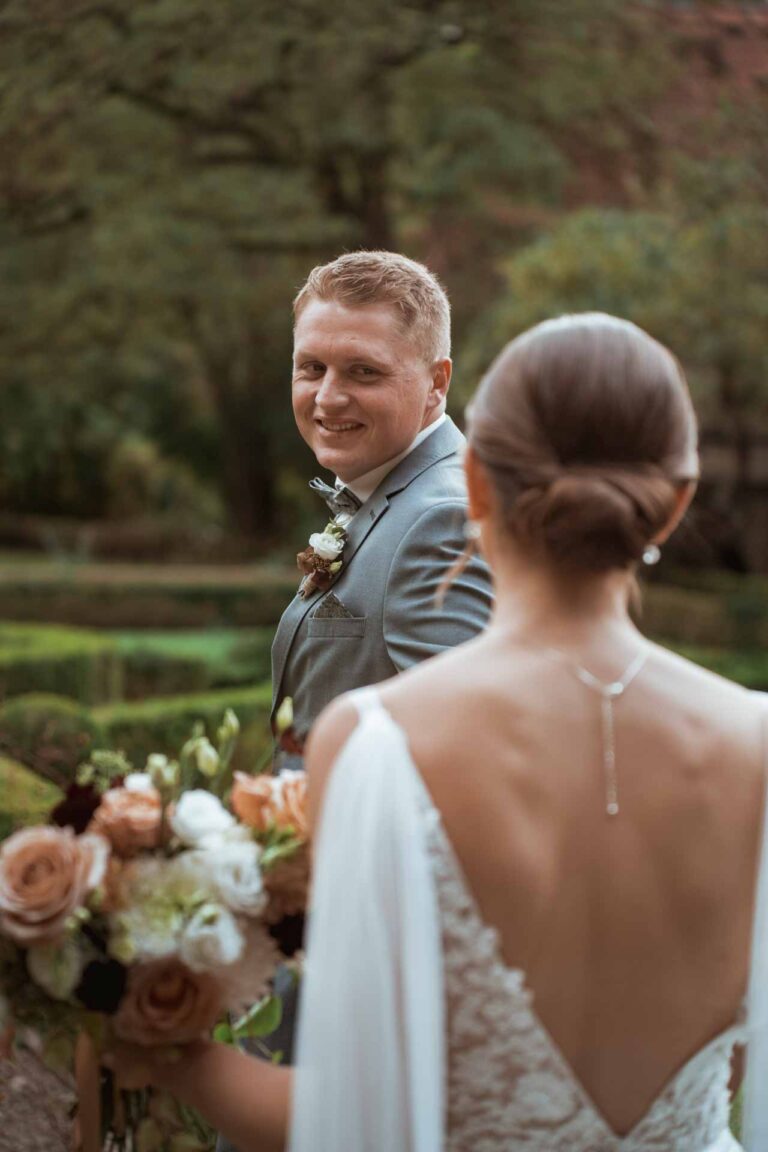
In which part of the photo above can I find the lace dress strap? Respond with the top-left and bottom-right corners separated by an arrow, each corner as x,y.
743,698 -> 768,1150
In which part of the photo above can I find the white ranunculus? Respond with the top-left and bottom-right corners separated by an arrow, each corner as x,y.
108,853 -> 215,962
308,531 -> 344,560
123,772 -> 154,793
27,938 -> 84,1000
197,822 -> 254,852
210,842 -> 267,916
170,790 -> 235,846
179,903 -> 244,973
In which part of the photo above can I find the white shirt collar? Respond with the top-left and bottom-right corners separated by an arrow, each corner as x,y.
336,413 -> 447,505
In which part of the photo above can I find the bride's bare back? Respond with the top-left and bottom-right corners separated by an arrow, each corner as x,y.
373,633 -> 765,1135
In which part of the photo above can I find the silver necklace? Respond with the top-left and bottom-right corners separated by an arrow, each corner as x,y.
545,647 -> 649,818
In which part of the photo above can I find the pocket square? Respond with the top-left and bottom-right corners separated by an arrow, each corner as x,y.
312,592 -> 354,620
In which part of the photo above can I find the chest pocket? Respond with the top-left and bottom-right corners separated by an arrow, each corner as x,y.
308,616 -> 367,639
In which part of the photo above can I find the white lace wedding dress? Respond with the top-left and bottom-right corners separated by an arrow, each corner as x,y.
289,690 -> 768,1152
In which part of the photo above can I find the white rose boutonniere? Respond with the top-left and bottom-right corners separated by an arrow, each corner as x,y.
297,520 -> 348,598
308,532 -> 344,560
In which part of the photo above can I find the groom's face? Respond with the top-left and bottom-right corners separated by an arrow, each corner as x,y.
292,298 -> 449,483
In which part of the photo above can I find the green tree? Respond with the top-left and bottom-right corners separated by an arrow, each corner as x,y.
0,0 -> 684,535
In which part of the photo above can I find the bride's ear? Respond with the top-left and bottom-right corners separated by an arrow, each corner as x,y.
654,479 -> 697,546
464,445 -> 493,524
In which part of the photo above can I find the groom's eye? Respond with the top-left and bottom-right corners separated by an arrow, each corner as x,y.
354,365 -> 379,379
299,362 -> 325,376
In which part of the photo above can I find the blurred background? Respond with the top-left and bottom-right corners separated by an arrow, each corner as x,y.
0,1 -> 767,1145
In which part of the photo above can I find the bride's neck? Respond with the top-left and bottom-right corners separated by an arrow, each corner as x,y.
488,550 -> 642,652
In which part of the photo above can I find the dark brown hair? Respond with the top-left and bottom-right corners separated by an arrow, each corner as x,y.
293,250 -> 451,364
467,314 -> 699,573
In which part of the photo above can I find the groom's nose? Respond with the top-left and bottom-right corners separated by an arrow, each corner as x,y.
315,370 -> 350,409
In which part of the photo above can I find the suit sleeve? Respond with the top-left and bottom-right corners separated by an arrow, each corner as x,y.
382,499 -> 494,671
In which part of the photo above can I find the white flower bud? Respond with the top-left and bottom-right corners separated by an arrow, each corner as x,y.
124,772 -> 154,793
275,697 -> 294,735
188,737 -> 220,779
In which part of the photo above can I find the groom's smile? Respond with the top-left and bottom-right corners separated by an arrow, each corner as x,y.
292,298 -> 450,484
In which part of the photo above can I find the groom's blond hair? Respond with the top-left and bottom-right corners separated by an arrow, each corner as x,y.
293,250 -> 451,365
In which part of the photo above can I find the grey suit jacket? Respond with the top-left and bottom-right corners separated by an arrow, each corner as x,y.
271,417 -> 494,738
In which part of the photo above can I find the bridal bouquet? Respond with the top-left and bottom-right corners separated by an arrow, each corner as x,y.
0,704 -> 309,1151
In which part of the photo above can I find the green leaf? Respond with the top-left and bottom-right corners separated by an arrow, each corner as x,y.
232,995 -> 283,1040
212,1021 -> 234,1044
260,835 -> 302,870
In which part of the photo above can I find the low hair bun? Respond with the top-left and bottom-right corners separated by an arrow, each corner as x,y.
510,467 -> 678,573
468,314 -> 699,574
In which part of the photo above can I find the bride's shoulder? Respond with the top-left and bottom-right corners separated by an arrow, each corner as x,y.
650,641 -> 764,712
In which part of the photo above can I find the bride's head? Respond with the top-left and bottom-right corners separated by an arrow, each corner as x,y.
466,313 -> 699,577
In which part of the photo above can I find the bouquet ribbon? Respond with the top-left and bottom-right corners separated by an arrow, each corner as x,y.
73,1031 -> 101,1152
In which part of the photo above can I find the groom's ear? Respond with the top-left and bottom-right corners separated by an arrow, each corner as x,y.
428,358 -> 452,409
464,445 -> 493,522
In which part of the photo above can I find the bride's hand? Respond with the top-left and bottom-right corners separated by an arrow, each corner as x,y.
102,1040 -> 184,1092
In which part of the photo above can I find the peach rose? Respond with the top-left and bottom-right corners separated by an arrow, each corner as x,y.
0,827 -> 109,946
264,843 -> 310,923
90,786 -> 163,857
232,770 -> 308,839
112,957 -> 222,1047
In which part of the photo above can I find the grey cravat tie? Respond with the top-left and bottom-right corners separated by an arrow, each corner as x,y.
309,477 -> 362,519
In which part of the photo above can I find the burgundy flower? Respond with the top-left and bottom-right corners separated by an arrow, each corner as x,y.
51,782 -> 102,834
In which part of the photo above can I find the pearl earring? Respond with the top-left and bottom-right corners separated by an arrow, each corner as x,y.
464,520 -> 482,542
642,544 -> 661,566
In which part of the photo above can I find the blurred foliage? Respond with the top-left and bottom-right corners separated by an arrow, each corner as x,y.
0,692 -> 104,786
0,0 -> 693,538
0,621 -> 121,704
0,560 -> 297,626
0,755 -> 61,838
0,0 -> 765,562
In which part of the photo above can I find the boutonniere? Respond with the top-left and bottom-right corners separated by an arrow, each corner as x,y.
296,518 -> 349,598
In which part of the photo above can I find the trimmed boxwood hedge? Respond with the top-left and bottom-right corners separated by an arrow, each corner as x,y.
0,566 -> 298,628
121,650 -> 211,699
0,693 -> 104,786
0,683 -> 273,786
0,623 -> 121,705
0,755 -> 61,837
94,682 -> 273,773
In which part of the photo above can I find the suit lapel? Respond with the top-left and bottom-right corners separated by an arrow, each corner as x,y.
271,418 -> 465,709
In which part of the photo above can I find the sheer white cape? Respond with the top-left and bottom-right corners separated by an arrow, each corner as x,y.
289,694 -> 768,1152
288,700 -> 444,1152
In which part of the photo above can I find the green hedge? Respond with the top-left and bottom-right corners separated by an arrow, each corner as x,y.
0,755 -> 61,837
0,623 -> 121,705
640,584 -> 768,649
94,682 -> 273,772
121,650 -> 211,699
112,628 -> 274,692
667,645 -> 768,691
0,684 -> 273,785
0,565 -> 297,628
0,693 -> 104,786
